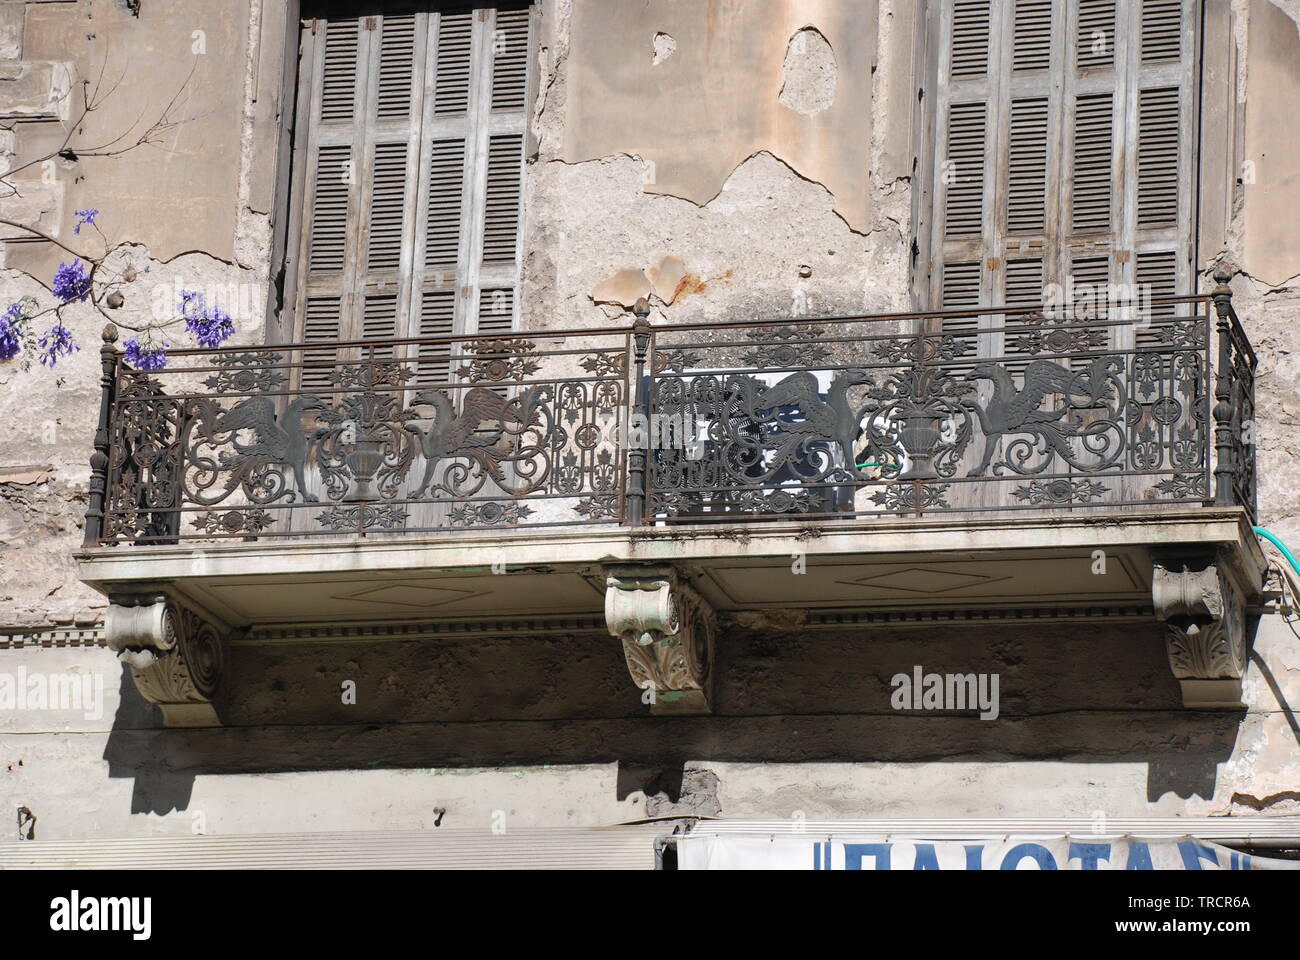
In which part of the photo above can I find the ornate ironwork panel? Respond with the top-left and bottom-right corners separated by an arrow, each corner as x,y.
647,304 -> 1226,521
89,295 -> 1257,546
100,333 -> 628,543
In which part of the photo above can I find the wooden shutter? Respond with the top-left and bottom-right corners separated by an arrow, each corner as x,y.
930,0 -> 1199,346
291,3 -> 534,380
410,3 -> 533,380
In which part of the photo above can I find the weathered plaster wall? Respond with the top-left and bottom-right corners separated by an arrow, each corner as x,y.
1220,0 -> 1300,576
0,0 -> 279,627
521,0 -> 916,330
11,0 -> 254,270
561,0 -> 883,229
1240,1 -> 1300,287
1,0 -> 1299,843
4,615 -> 1298,840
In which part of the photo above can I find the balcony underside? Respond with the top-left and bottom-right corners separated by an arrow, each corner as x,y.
78,507 -> 1268,724
78,507 -> 1265,624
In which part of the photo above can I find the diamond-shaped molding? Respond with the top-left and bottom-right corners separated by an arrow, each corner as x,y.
840,567 -> 1011,594
332,583 -> 487,609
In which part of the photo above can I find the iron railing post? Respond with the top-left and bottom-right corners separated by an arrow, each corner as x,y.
84,323 -> 119,547
626,299 -> 652,526
1211,269 -> 1237,508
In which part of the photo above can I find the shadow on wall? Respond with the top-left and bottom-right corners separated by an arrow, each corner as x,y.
102,621 -> 1254,815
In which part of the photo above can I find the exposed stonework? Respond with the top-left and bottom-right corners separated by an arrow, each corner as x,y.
651,31 -> 676,66
779,26 -> 837,116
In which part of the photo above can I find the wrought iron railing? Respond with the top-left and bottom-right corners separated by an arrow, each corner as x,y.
84,280 -> 1257,547
86,327 -> 631,544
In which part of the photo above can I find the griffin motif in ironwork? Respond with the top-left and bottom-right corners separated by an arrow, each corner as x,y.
185,395 -> 330,504
965,357 -> 1124,476
727,369 -> 873,481
404,387 -> 544,498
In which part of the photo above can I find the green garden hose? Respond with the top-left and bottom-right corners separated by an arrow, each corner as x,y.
1254,526 -> 1300,581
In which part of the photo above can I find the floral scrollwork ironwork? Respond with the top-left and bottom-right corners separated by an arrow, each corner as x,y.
869,482 -> 951,512
449,502 -> 536,526
316,504 -> 411,530
456,339 -> 541,383
1012,479 -> 1110,505
203,352 -> 286,394
190,509 -> 276,535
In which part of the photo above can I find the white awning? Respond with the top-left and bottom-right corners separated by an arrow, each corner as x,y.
0,824 -> 669,870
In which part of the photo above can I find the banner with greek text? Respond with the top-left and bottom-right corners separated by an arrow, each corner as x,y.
678,835 -> 1299,870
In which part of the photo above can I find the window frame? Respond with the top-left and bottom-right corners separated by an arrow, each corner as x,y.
913,0 -> 1206,325
273,0 -> 539,366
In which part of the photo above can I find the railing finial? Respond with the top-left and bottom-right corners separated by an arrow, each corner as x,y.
627,298 -> 653,526
1211,266 -> 1234,318
85,324 -> 120,547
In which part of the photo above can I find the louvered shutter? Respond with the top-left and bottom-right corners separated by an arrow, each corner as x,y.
291,3 -> 534,383
410,3 -> 532,384
931,0 -> 1198,347
292,11 -> 421,375
933,0 -> 1062,360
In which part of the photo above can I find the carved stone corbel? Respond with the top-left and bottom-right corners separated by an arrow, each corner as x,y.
105,593 -> 228,727
603,564 -> 716,715
1151,559 -> 1247,709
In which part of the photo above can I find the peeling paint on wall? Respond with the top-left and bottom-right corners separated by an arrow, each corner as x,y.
779,26 -> 837,116
651,30 -> 676,65
561,0 -> 884,232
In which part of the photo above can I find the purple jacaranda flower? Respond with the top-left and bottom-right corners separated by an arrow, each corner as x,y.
187,305 -> 235,349
37,323 -> 79,368
179,289 -> 206,319
72,209 -> 100,235
52,260 -> 92,304
179,290 -> 235,349
123,337 -> 169,371
0,305 -> 21,362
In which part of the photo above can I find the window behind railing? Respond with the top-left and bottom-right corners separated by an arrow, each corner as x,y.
928,0 -> 1199,348
288,2 -> 534,388
925,0 -> 1200,505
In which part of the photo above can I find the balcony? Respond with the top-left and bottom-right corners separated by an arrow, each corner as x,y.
76,276 -> 1267,723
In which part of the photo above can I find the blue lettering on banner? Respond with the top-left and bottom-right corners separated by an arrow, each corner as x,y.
1125,842 -> 1154,870
844,843 -> 891,870
913,844 -> 941,870
1000,843 -> 1058,870
1178,840 -> 1220,870
784,837 -> 1276,870
1068,842 -> 1112,870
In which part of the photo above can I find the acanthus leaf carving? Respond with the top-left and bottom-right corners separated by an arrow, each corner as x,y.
1151,559 -> 1249,709
603,564 -> 715,715
104,594 -> 227,727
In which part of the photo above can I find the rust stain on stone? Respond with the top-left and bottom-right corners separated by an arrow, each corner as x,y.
672,268 -> 733,303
